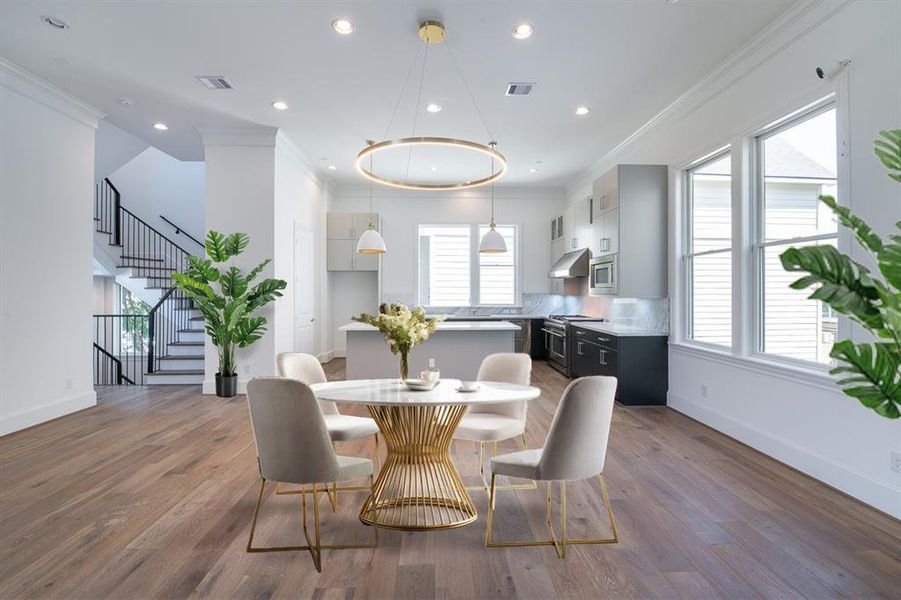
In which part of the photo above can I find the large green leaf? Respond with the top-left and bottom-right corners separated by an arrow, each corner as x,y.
830,341 -> 901,419
245,258 -> 271,285
205,230 -> 229,262
246,278 -> 287,310
780,245 -> 885,331
874,129 -> 901,183
234,316 -> 267,348
171,272 -> 216,299
878,229 -> 901,290
186,255 -> 220,283
222,298 -> 248,333
819,195 -> 883,254
224,232 -> 250,258
220,266 -> 248,299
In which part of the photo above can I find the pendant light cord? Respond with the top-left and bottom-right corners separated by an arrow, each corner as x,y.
369,153 -> 375,228
445,38 -> 495,142
490,154 -> 496,227
382,42 -> 424,139
404,40 -> 430,183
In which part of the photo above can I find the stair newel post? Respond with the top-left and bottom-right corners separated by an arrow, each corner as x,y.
104,178 -> 122,247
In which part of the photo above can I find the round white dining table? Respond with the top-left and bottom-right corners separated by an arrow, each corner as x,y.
312,378 -> 541,531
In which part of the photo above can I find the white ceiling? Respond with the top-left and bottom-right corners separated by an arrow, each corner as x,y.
0,1 -> 795,186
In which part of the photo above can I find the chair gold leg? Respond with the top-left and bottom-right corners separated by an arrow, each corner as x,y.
246,476 -> 378,570
485,475 -> 618,557
468,438 -> 537,492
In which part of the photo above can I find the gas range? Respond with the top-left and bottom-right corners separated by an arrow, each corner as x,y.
542,315 -> 606,376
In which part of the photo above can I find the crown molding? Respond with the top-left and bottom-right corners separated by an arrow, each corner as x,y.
197,126 -> 279,148
275,130 -> 326,189
565,0 -> 851,198
0,57 -> 105,129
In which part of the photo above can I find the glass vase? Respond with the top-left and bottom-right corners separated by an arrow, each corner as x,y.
399,352 -> 409,381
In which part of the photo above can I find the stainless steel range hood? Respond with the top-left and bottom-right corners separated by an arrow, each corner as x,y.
548,248 -> 589,278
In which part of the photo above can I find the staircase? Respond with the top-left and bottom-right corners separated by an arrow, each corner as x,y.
93,178 -> 205,385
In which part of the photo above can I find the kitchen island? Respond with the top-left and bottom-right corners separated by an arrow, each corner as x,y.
340,321 -> 520,380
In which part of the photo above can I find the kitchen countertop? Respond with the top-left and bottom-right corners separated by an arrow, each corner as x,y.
426,314 -> 543,321
340,321 -> 521,332
571,321 -> 669,337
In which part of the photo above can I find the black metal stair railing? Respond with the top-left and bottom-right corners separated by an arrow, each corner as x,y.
92,178 -> 197,385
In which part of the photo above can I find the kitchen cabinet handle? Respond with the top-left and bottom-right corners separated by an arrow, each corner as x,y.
598,336 -> 610,343
577,341 -> 583,355
576,330 -> 584,335
599,350 -> 607,366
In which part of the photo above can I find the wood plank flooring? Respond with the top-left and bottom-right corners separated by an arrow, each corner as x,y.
1,360 -> 898,599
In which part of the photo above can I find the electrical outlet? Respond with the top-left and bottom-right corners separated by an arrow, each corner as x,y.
64,378 -> 72,390
700,384 -> 708,398
891,451 -> 901,474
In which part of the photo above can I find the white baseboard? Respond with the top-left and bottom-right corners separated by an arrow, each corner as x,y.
202,378 -> 248,395
667,392 -> 901,519
0,390 -> 97,436
317,350 -> 336,363
333,348 -> 346,358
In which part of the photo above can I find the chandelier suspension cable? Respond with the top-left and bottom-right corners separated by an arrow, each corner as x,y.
404,39 -> 431,183
444,37 -> 495,141
490,148 -> 496,225
382,42 -> 425,139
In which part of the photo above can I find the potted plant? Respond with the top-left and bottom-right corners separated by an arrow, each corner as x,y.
171,231 -> 287,397
781,129 -> 900,418
353,303 -> 444,380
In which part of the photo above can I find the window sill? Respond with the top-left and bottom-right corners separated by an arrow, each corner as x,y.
669,342 -> 839,393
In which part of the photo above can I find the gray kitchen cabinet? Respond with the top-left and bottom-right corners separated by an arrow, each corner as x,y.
589,165 -> 667,298
327,212 -> 380,272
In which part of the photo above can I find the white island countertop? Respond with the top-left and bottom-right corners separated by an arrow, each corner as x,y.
340,320 -> 520,332
574,322 -> 669,337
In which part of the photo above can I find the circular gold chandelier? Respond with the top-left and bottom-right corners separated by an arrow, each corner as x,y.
356,20 -> 506,191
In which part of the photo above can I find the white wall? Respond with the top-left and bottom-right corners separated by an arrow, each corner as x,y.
201,128 -> 329,392
328,186 -> 565,352
565,1 -> 900,516
109,146 -> 205,252
94,120 -> 147,182
0,59 -> 103,435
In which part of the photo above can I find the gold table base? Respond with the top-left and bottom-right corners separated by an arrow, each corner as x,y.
360,404 -> 476,530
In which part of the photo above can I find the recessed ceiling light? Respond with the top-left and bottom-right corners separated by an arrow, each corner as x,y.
271,101 -> 288,111
119,97 -> 136,107
153,122 -> 168,131
512,23 -> 534,40
332,18 -> 354,35
327,165 -> 337,170
575,106 -> 591,116
529,168 -> 539,174
425,103 -> 442,113
41,15 -> 69,30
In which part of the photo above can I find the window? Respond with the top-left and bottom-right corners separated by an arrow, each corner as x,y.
685,150 -> 732,347
755,102 -> 838,365
418,224 -> 518,306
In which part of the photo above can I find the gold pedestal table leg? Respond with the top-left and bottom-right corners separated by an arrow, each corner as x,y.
360,403 -> 476,530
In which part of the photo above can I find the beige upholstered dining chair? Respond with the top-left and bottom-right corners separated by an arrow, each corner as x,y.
453,353 -> 534,491
485,376 -> 619,559
276,352 -> 380,507
245,377 -> 377,572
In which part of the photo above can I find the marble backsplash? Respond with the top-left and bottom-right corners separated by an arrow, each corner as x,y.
381,287 -> 669,333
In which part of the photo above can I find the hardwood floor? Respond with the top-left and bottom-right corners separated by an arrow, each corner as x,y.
1,360 -> 898,599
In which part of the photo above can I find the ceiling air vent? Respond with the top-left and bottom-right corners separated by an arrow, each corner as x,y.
195,75 -> 235,90
505,82 -> 534,96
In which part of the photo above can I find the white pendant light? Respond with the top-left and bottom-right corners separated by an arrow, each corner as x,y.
479,145 -> 507,254
357,149 -> 387,254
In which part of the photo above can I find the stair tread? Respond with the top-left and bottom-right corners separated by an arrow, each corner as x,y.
119,265 -> 176,271
159,354 -> 204,360
169,341 -> 204,346
120,256 -> 165,262
146,369 -> 204,375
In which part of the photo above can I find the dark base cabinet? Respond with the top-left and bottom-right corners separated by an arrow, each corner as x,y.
571,326 -> 668,405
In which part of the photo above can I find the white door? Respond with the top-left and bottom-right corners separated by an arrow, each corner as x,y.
294,224 -> 315,354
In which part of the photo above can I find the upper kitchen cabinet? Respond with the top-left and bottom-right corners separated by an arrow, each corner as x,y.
327,212 -> 380,272
590,164 -> 667,298
561,197 -> 592,252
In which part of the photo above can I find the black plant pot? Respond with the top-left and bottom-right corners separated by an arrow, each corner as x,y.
215,373 -> 238,398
